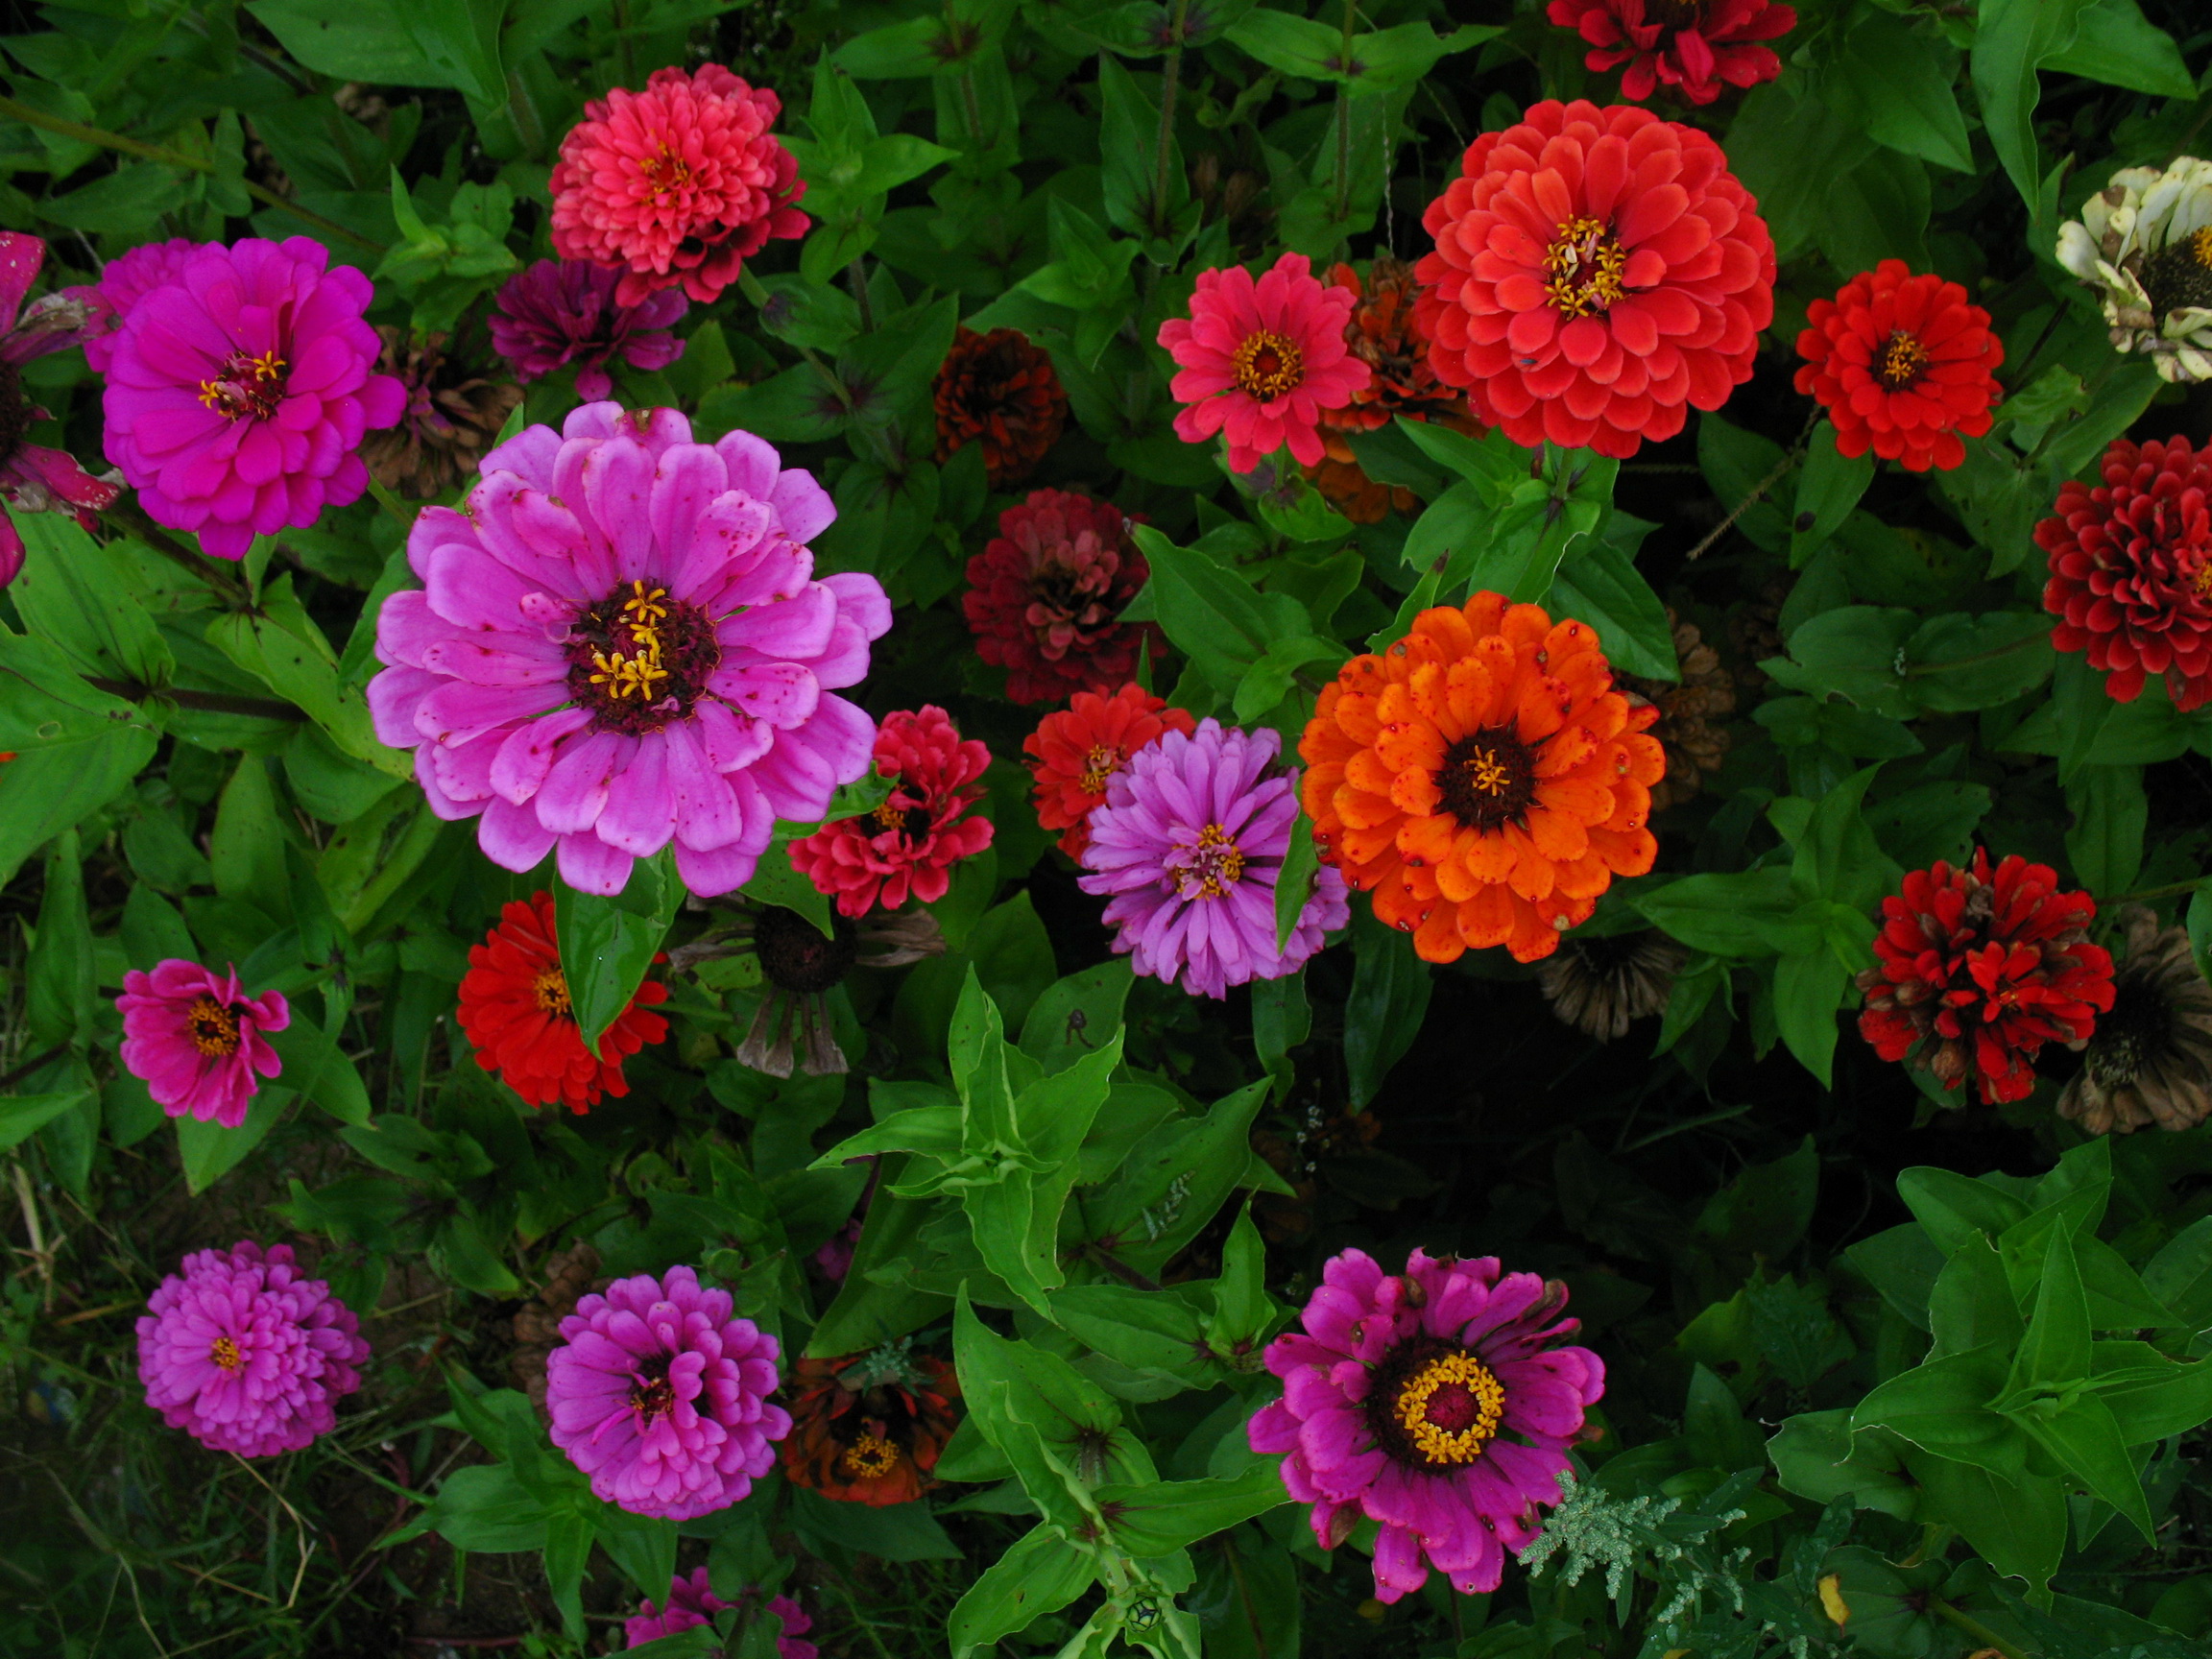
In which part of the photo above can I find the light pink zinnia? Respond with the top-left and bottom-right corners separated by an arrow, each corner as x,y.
116,959 -> 289,1128
368,403 -> 890,899
1157,252 -> 1372,473
550,64 -> 808,307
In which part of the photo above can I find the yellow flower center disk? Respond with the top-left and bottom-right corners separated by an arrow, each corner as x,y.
533,969 -> 571,1017
209,1335 -> 243,1372
1391,1351 -> 1506,1467
198,349 -> 288,421
840,1431 -> 902,1479
1544,217 -> 1628,319
2191,226 -> 2212,273
1233,330 -> 1305,400
1168,822 -> 1246,901
1874,330 -> 1931,391
1079,744 -> 1120,796
1463,747 -> 1514,797
186,996 -> 242,1057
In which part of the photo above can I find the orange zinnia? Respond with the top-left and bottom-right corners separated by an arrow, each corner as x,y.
1299,594 -> 1664,964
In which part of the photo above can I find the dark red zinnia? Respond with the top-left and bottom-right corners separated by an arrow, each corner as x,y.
1794,259 -> 2002,474
963,490 -> 1156,705
1547,0 -> 1795,108
1856,851 -> 2115,1106
933,326 -> 1068,489
2037,435 -> 2212,710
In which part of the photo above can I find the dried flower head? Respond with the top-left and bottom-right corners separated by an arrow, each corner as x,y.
2057,906 -> 2212,1134
1537,931 -> 1687,1041
1619,612 -> 1736,811
360,328 -> 523,501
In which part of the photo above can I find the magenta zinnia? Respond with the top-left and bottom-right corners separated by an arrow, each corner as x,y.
490,258 -> 689,402
1248,1248 -> 1603,1602
116,959 -> 289,1128
625,1570 -> 816,1657
0,233 -> 120,587
368,404 -> 891,899
71,236 -> 201,373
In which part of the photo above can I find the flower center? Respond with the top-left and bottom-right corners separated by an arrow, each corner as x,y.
1233,331 -> 1305,401
1874,330 -> 1931,391
1079,743 -> 1121,796
755,905 -> 860,997
1388,1350 -> 1506,1467
1166,823 -> 1245,901
1436,728 -> 1537,832
629,1355 -> 677,1421
186,996 -> 242,1057
565,578 -> 722,734
198,349 -> 289,422
1545,217 -> 1628,319
0,360 -> 29,466
209,1335 -> 243,1372
840,1431 -> 902,1479
1642,0 -> 1707,29
641,141 -> 695,200
2144,225 -> 2212,318
533,969 -> 571,1016
2084,974 -> 2173,1090
869,797 -> 935,844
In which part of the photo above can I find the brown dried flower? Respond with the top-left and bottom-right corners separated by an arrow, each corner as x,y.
1537,932 -> 1687,1042
360,328 -> 522,501
2057,905 -> 2212,1134
1621,611 -> 1737,812
932,325 -> 1068,489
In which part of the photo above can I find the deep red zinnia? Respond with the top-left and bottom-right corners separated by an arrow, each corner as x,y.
788,708 -> 995,918
1794,259 -> 2002,474
1856,851 -> 2115,1106
963,490 -> 1156,705
1413,100 -> 1775,459
1548,0 -> 1796,107
2037,435 -> 2212,710
456,892 -> 670,1113
1022,684 -> 1197,857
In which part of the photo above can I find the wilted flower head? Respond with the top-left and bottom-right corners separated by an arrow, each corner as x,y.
933,326 -> 1068,489
1620,611 -> 1735,811
2057,157 -> 2212,383
1547,0 -> 1795,107
1537,931 -> 1686,1041
963,490 -> 1155,705
2057,905 -> 2212,1135
0,233 -> 123,586
116,959 -> 289,1128
781,1343 -> 963,1506
787,707 -> 994,919
360,328 -> 523,501
490,258 -> 689,401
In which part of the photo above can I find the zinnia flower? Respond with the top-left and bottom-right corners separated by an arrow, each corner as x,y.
1620,610 -> 1735,810
545,1264 -> 789,1521
456,892 -> 670,1113
1023,683 -> 1196,858
963,490 -> 1155,705
1548,0 -> 1795,106
0,233 -> 122,586
2057,157 -> 2212,383
1793,259 -> 2002,473
1414,100 -> 1774,459
70,235 -> 200,373
2057,905 -> 2212,1135
781,1342 -> 963,1506
1299,595 -> 1665,966
116,960 -> 289,1128
787,706 -> 994,919
136,1240 -> 369,1458
491,258 -> 689,402
1536,931 -> 1686,1040
1158,252 -> 1373,473
367,404 -> 892,899
933,326 -> 1068,489
550,64 -> 807,307
100,236 -> 405,558
1856,850 -> 2116,1106
625,1571 -> 815,1657
359,329 -> 523,501
2036,435 -> 2212,710
1248,1248 -> 1603,1602
1077,718 -> 1349,998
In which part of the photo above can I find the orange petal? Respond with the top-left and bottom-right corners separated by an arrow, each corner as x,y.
1397,810 -> 1456,867
1460,884 -> 1517,949
1508,899 -> 1567,963
1516,672 -> 1574,744
1338,820 -> 1403,865
1344,749 -> 1398,796
1526,805 -> 1590,863
1392,767 -> 1443,816
1408,661 -> 1451,725
1416,605 -> 1476,660
1537,774 -> 1614,825
1534,722 -> 1599,778
1334,782 -> 1400,830
1443,658 -> 1491,739
1461,826 -> 1518,882
1589,823 -> 1658,876
1464,591 -> 1509,638
1504,825 -> 1557,901
1375,719 -> 1446,774
1414,904 -> 1467,962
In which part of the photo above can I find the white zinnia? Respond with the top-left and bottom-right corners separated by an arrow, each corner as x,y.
2056,156 -> 2212,383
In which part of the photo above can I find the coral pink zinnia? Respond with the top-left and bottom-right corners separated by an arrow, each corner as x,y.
551,64 -> 808,307
1548,0 -> 1796,107
1794,259 -> 2003,473
788,707 -> 995,918
1158,252 -> 1372,473
1414,100 -> 1775,460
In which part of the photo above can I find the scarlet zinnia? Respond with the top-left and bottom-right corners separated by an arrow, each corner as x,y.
1856,851 -> 2116,1106
1023,684 -> 1196,857
1414,100 -> 1774,459
1300,595 -> 1665,965
932,326 -> 1068,489
780,1343 -> 962,1506
787,707 -> 994,918
1794,260 -> 2002,473
550,64 -> 807,306
2036,435 -> 2212,709
457,892 -> 670,1113
1158,252 -> 1372,473
1548,0 -> 1795,107
963,490 -> 1154,704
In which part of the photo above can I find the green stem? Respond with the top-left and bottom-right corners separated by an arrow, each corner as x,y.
1685,410 -> 1818,561
100,506 -> 253,605
612,0 -> 636,87
1330,0 -> 1358,228
503,66 -> 546,161
364,475 -> 417,531
1898,635 -> 2040,677
86,676 -> 306,722
2113,878 -> 2212,903
848,258 -> 875,333
1927,1598 -> 2028,1659
1153,0 -> 1191,240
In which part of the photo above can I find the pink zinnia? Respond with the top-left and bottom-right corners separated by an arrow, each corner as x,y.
100,236 -> 406,559
1547,0 -> 1795,106
550,64 -> 808,307
70,236 -> 202,373
116,959 -> 289,1128
787,706 -> 994,918
545,1265 -> 789,1521
624,1570 -> 816,1657
1158,252 -> 1372,473
367,403 -> 891,900
489,258 -> 689,402
136,1240 -> 368,1458
1248,1248 -> 1604,1602
0,233 -> 122,587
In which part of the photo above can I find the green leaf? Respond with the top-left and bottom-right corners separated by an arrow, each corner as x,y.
0,1091 -> 94,1154
1897,1167 -> 2032,1255
1344,909 -> 1431,1107
1767,1410 -> 1919,1520
1830,14 -> 1973,172
1898,1448 -> 2066,1589
2013,1391 -> 2154,1541
1272,811 -> 1322,956
2143,1216 -> 2212,1332
2090,1342 -> 2212,1443
1772,948 -> 1849,1087
1900,613 -> 2056,712
1020,961 -> 1136,1076
1929,1234 -> 2026,1359
2011,1222 -> 2093,1390
26,830 -> 92,1052
542,1508 -> 591,1642
1635,866 -> 1800,958
1849,1342 -> 2016,1470
265,1019 -> 373,1127
2043,0 -> 2196,97
249,0 -> 457,85
2063,766 -> 2147,898
556,853 -> 679,1057
1129,527 -> 1309,686
1094,1465 -> 1287,1556
1970,0 -> 2092,213
413,1462 -> 551,1552
949,1525 -> 1098,1659
176,1088 -> 292,1194
1547,528 -> 1675,681
0,635 -> 160,889
789,1486 -> 963,1560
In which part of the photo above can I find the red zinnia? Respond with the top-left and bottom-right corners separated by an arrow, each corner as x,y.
964,490 -> 1155,705
1414,100 -> 1775,460
933,326 -> 1069,489
787,708 -> 995,918
1856,851 -> 2115,1106
2037,435 -> 2212,710
1794,259 -> 2002,474
456,892 -> 670,1114
1548,0 -> 1795,107
1022,684 -> 1197,857
550,64 -> 807,306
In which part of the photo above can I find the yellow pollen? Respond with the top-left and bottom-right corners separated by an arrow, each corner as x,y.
1079,744 -> 1120,796
1393,1352 -> 1506,1466
643,141 -> 695,199
1462,746 -> 1513,797
2190,227 -> 2212,272
841,1431 -> 902,1479
588,582 -> 676,701
1544,217 -> 1628,318
871,800 -> 908,833
209,1335 -> 243,1372
1232,330 -> 1305,400
1170,822 -> 1246,900
533,968 -> 570,1016
1875,331 -> 1930,390
186,996 -> 241,1057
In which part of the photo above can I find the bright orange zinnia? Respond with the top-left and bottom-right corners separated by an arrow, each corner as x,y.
1299,595 -> 1664,964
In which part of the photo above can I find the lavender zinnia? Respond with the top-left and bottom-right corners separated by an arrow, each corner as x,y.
1076,718 -> 1347,998
367,403 -> 891,898
136,1240 -> 369,1457
490,258 -> 689,401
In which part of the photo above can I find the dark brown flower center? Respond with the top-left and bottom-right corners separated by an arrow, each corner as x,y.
187,996 -> 242,1057
0,359 -> 30,466
1437,728 -> 1537,831
1366,1340 -> 1506,1470
1545,217 -> 1627,318
1642,0 -> 1708,30
2144,226 -> 2212,318
209,1335 -> 243,1372
868,797 -> 933,844
756,905 -> 860,997
566,579 -> 722,733
1874,331 -> 1930,390
198,348 -> 289,422
1233,330 -> 1304,400
2085,973 -> 2175,1089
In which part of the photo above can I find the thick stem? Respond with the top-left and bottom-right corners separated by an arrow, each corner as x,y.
1927,1599 -> 2028,1659
1330,0 -> 1358,228
86,676 -> 307,721
1152,0 -> 1191,240
0,1044 -> 70,1092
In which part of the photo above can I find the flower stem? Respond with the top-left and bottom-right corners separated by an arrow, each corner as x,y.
1330,0 -> 1358,229
1927,1598 -> 2028,1659
100,505 -> 254,606
86,676 -> 307,722
1153,0 -> 1192,241
848,259 -> 875,333
1684,411 -> 1818,561
2113,878 -> 2212,903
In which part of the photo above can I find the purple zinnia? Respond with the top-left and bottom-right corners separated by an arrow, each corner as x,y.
0,233 -> 122,586
100,235 -> 406,558
490,258 -> 689,402
625,1569 -> 817,1657
70,236 -> 202,373
1247,1248 -> 1604,1602
1076,718 -> 1348,998
545,1265 -> 789,1520
116,959 -> 289,1128
367,403 -> 890,898
136,1240 -> 369,1458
